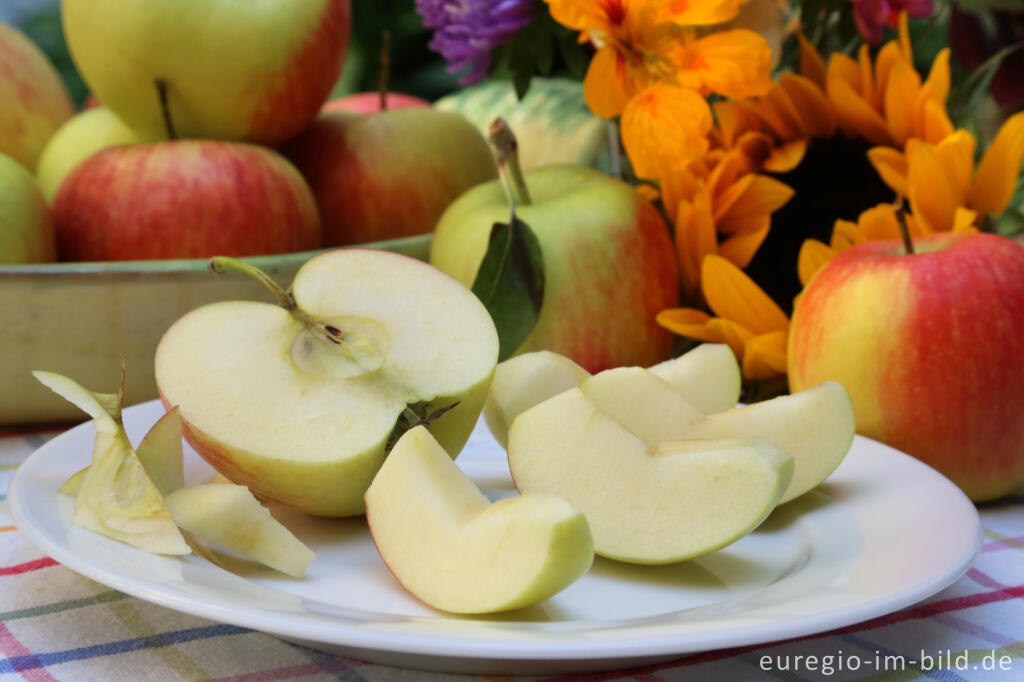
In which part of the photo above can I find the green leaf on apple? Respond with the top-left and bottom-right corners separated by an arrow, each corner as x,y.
471,215 -> 545,362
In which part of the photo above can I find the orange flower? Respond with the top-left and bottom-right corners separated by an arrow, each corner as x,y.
620,84 -> 713,179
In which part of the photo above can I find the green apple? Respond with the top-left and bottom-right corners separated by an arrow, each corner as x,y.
365,426 -> 593,613
483,343 -> 742,446
155,250 -> 499,517
508,368 -> 793,564
431,164 -> 679,372
36,108 -> 147,204
0,22 -> 74,171
0,153 -> 55,264
165,484 -> 316,578
282,108 -> 497,246
62,0 -> 351,145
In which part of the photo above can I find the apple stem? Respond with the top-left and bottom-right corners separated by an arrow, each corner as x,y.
894,198 -> 915,255
489,117 -> 532,208
155,79 -> 178,141
208,257 -> 296,310
379,30 -> 391,112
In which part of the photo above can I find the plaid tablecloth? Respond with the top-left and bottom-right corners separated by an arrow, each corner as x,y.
2,427 -> 1022,682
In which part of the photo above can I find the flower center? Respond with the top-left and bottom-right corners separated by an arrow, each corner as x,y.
743,136 -> 895,314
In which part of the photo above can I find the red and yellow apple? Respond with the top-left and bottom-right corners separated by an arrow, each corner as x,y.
0,152 -> 55,264
62,0 -> 351,146
430,165 -> 679,372
52,141 -> 321,261
322,92 -> 429,114
283,108 -> 496,246
789,232 -> 1024,501
0,22 -> 74,171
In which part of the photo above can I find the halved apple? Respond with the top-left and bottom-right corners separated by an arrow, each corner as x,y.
364,426 -> 594,613
155,250 -> 499,516
508,371 -> 793,564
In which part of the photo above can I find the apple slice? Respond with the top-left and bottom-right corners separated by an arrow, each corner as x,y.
483,351 -> 591,447
508,384 -> 792,563
155,250 -> 499,517
134,406 -> 184,495
364,426 -> 593,614
163,484 -> 315,578
33,370 -> 189,555
58,466 -> 88,496
648,343 -> 741,414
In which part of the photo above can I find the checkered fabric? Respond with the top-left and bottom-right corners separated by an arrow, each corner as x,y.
2,428 -> 1022,682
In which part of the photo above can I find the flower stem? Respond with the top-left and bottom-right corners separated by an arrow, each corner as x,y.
488,117 -> 532,208
208,257 -> 295,310
155,79 -> 178,141
379,30 -> 391,111
894,200 -> 915,256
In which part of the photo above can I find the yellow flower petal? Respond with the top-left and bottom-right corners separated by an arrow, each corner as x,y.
702,254 -> 789,334
934,130 -> 976,204
751,82 -> 805,139
779,73 -> 836,139
743,330 -> 788,379
798,33 -> 826,89
684,29 -> 773,100
797,238 -> 836,286
921,48 -> 951,106
855,203 -> 902,240
830,219 -> 861,250
674,182 -> 717,299
883,60 -> 921,147
714,100 -> 764,147
719,219 -> 770,268
898,11 -> 911,62
661,167 -> 700,224
873,41 -> 905,103
971,111 -> 1024,219
763,138 -> 807,172
827,75 -> 891,146
662,0 -> 745,25
867,146 -> 909,196
952,207 -> 978,233
583,45 -> 634,119
715,175 -> 794,234
858,44 -> 877,108
919,99 -> 954,144
621,84 -> 712,179
907,139 -> 961,233
656,308 -> 754,361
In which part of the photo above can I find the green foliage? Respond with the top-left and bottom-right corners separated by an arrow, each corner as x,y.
489,9 -> 589,99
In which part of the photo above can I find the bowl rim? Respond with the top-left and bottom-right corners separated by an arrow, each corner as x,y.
0,234 -> 433,276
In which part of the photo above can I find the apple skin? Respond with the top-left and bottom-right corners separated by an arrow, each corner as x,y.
322,92 -> 430,114
789,232 -> 1024,501
282,108 -> 497,246
36,107 -> 149,204
0,22 -> 75,171
53,140 -> 321,261
431,165 -> 679,372
0,152 -> 55,263
62,0 -> 350,146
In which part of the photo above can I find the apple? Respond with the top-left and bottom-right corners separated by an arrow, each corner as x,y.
789,232 -> 1024,501
282,108 -> 496,246
483,343 -> 741,447
62,0 -> 350,146
0,153 -> 55,264
508,367 -> 794,563
322,92 -> 430,114
365,426 -> 593,613
430,164 -> 679,372
155,250 -> 499,517
36,107 -> 149,204
52,140 -> 321,261
0,22 -> 74,171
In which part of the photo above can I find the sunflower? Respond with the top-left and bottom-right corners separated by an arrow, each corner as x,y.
656,14 -> 1024,383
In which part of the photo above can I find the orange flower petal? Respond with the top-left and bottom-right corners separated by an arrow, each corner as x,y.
743,330 -> 788,379
583,46 -> 633,119
779,73 -> 836,139
855,203 -> 901,240
934,130 -> 976,204
971,111 -> 1024,219
714,100 -> 764,147
662,0 -> 745,26
830,219 -> 861,250
898,11 -> 911,63
883,60 -> 921,147
798,33 -> 826,89
674,182 -> 717,299
702,254 -> 789,334
827,76 -> 891,146
661,167 -> 699,224
736,131 -> 775,168
921,48 -> 951,106
919,99 -> 954,144
685,29 -> 773,100
907,140 -> 959,233
719,219 -> 770,268
829,53 -> 862,94
858,44 -> 877,107
952,207 -> 978,233
867,146 -> 908,196
797,239 -> 836,286
715,175 -> 794,233
873,41 -> 905,103
656,308 -> 754,361
621,84 -> 713,179
763,138 -> 807,172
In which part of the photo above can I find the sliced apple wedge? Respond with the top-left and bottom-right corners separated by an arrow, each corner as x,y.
648,343 -> 741,414
58,466 -> 88,496
483,351 -> 591,447
508,384 -> 793,563
163,484 -> 315,578
364,426 -> 594,613
136,406 -> 185,495
33,370 -> 189,555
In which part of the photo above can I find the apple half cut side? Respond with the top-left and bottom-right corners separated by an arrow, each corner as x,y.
155,249 -> 499,517
364,426 -> 594,614
508,378 -> 793,564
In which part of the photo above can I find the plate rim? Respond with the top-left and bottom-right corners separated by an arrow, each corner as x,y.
9,400 -> 983,666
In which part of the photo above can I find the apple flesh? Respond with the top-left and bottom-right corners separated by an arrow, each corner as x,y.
322,92 -> 430,114
0,22 -> 74,171
648,343 -> 742,414
62,0 -> 350,146
155,249 -> 499,516
508,369 -> 793,564
283,108 -> 497,246
431,165 -> 679,372
52,140 -> 321,261
789,232 -> 1024,501
36,107 -> 148,203
365,426 -> 593,613
0,153 -> 55,264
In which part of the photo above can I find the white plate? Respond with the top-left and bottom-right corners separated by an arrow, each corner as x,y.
10,400 -> 981,675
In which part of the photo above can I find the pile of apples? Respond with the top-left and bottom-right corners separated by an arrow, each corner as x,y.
0,0 -> 498,264
39,246 -> 856,615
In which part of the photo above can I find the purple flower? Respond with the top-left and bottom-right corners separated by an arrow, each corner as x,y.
852,0 -> 934,44
417,0 -> 535,85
